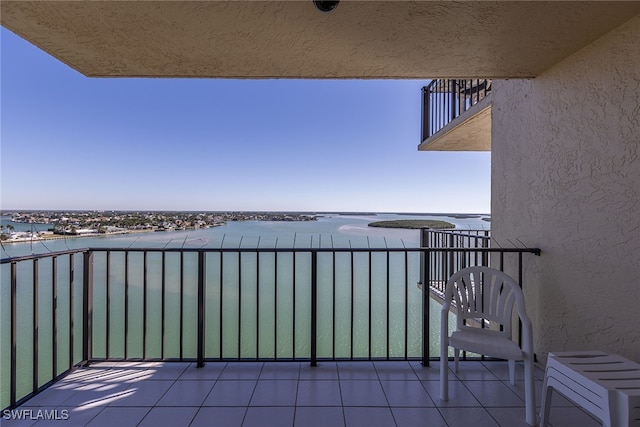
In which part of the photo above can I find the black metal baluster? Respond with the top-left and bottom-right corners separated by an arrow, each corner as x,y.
386,251 -> 390,360
422,249 -> 430,366
219,252 -> 223,360
106,251 -> 110,360
69,255 -> 74,369
404,252 -> 408,360
441,80 -> 445,130
179,251 -> 184,360
274,252 -> 278,360
52,256 -> 57,377
10,262 -> 17,407
332,250 -> 336,360
368,251 -> 372,360
438,80 -> 447,130
256,251 -> 260,360
350,251 -> 354,360
422,86 -> 429,140
33,258 -> 38,393
238,252 -> 242,360
430,84 -> 435,137
293,252 -> 296,359
197,250 -> 205,367
143,251 -> 147,360
450,79 -> 457,123
310,251 -> 317,367
161,251 -> 165,360
82,251 -> 93,366
124,251 -> 129,359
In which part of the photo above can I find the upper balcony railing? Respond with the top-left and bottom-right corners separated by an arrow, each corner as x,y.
1,233 -> 539,410
421,79 -> 492,141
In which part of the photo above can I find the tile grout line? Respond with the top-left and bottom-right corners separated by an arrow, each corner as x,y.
239,362 -> 264,426
133,407 -> 154,427
188,362 -> 224,427
336,362 -> 348,427
373,361 -> 403,427
291,363 -> 302,426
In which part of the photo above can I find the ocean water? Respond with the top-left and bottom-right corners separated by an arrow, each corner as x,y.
1,213 -> 489,408
1,213 -> 489,257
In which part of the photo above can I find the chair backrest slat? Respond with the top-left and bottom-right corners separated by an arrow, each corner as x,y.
445,266 -> 528,340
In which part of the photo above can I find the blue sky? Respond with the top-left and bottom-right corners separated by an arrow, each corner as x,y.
1,28 -> 490,213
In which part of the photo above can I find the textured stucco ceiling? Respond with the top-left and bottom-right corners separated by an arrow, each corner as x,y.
2,1 -> 639,79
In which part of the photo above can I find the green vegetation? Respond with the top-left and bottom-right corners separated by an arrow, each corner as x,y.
368,220 -> 455,230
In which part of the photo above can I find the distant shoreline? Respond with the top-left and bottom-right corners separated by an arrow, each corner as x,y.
0,229 -> 154,244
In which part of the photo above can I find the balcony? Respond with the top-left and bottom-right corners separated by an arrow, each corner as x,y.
0,232 -> 597,426
419,79 -> 492,152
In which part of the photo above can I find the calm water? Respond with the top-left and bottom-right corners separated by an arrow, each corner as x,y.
1,213 -> 489,408
1,213 -> 490,256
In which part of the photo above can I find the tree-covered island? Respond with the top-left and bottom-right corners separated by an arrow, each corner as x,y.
367,219 -> 455,229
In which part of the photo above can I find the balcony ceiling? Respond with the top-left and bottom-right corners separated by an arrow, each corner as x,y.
2,1 -> 639,79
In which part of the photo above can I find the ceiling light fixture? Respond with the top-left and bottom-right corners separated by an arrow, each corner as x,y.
313,1 -> 339,13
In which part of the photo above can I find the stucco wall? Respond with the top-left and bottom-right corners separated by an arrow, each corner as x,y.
491,15 -> 640,363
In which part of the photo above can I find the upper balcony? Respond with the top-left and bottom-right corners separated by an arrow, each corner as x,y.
419,79 -> 492,152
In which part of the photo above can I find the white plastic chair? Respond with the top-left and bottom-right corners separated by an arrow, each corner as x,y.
439,266 -> 536,426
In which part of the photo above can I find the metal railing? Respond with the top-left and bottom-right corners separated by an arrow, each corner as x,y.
1,240 -> 539,410
421,229 -> 492,297
421,79 -> 492,140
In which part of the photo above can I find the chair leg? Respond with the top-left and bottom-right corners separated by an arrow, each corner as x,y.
454,348 -> 460,372
440,344 -> 449,401
509,359 -> 516,385
524,356 -> 537,426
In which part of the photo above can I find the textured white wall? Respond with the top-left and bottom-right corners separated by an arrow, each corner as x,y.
492,16 -> 640,362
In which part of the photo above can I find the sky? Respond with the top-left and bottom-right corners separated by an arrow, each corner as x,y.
0,27 -> 491,214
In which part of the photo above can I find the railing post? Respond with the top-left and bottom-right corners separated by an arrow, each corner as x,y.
82,251 -> 93,367
52,256 -> 58,380
197,250 -> 206,368
421,249 -> 430,366
125,251 -> 130,359
33,258 -> 39,394
482,231 -> 490,266
69,255 -> 74,370
450,79 -> 457,122
421,86 -> 430,140
448,234 -> 455,277
10,262 -> 17,408
310,251 -> 318,367
143,251 -> 147,360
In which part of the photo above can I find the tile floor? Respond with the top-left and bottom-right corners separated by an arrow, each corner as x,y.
3,360 -> 602,427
